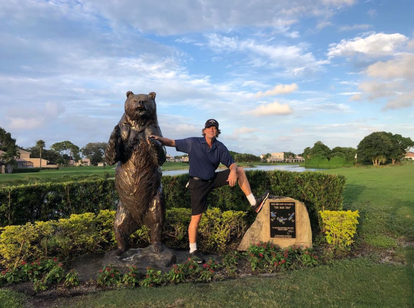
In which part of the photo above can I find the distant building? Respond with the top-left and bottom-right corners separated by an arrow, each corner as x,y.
76,158 -> 91,166
0,149 -> 58,170
405,152 -> 414,160
18,149 -> 58,169
269,152 -> 284,162
181,156 -> 189,163
261,152 -> 305,163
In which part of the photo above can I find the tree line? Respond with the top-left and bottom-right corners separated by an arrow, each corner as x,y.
302,132 -> 413,167
1,126 -> 412,172
0,126 -> 108,171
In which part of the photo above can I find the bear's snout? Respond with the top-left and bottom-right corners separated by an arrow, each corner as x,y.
135,101 -> 147,112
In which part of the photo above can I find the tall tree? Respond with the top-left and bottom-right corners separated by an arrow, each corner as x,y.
284,152 -> 296,159
387,133 -> 414,164
81,142 -> 107,166
310,141 -> 331,160
0,127 -> 20,173
331,146 -> 357,163
51,141 -> 81,164
357,132 -> 393,166
36,140 -> 46,169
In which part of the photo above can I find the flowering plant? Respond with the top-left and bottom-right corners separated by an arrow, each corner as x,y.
140,267 -> 164,287
122,266 -> 141,287
96,265 -> 122,287
198,259 -> 220,282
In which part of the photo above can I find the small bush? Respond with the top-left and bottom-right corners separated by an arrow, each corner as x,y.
96,265 -> 122,287
0,209 -> 248,268
320,210 -> 360,251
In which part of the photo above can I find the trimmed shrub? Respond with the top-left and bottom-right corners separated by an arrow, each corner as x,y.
0,209 -> 247,269
0,171 -> 346,234
319,210 -> 360,251
0,179 -> 117,226
11,168 -> 41,173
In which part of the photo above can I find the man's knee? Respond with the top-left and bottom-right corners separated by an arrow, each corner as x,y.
190,214 -> 202,224
237,167 -> 246,178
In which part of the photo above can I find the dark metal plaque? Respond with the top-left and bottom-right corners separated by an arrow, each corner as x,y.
270,201 -> 296,238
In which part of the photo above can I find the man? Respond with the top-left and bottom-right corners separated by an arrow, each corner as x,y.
150,119 -> 269,263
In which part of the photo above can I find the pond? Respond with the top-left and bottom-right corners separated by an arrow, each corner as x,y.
162,164 -> 320,176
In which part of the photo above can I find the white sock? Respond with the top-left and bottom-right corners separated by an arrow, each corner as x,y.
189,242 -> 197,253
247,193 -> 256,206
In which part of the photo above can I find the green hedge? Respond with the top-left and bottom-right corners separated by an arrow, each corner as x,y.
0,171 -> 346,232
0,209 -> 247,268
11,168 -> 41,173
0,179 -> 117,226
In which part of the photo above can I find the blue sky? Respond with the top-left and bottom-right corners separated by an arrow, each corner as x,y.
1,0 -> 413,157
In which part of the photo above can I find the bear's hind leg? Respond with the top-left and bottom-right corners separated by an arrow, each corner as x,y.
145,187 -> 166,253
114,200 -> 139,256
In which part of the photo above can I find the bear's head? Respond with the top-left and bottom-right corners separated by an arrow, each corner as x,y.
124,91 -> 157,123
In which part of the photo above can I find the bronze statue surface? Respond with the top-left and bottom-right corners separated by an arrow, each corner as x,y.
105,91 -> 166,255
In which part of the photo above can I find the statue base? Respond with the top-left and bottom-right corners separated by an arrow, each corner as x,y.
103,244 -> 177,271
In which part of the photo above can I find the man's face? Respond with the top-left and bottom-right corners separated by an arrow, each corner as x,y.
204,126 -> 218,138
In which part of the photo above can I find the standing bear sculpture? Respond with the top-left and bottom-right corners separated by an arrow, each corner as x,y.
105,91 -> 166,255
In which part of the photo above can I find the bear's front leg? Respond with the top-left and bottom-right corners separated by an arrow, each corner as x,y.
105,125 -> 121,165
147,136 -> 167,166
145,186 -> 166,253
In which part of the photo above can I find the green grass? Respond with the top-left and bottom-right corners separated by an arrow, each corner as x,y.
0,289 -> 27,308
321,164 -> 414,247
2,164 -> 414,307
0,163 -> 190,188
39,257 -> 414,308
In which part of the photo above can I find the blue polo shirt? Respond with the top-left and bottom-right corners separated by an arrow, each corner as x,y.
175,137 -> 235,180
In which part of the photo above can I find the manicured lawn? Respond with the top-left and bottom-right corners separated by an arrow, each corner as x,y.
19,256 -> 413,308
0,163 -> 190,188
322,164 -> 414,247
2,164 -> 414,307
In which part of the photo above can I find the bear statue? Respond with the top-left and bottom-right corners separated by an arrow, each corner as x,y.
105,91 -> 166,255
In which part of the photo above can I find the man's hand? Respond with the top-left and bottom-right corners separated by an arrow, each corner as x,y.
227,168 -> 238,187
148,135 -> 176,147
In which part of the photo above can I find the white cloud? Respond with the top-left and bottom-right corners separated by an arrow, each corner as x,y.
383,92 -> 414,110
251,101 -> 293,116
7,117 -> 44,130
206,34 -> 325,76
367,9 -> 377,18
328,33 -> 408,58
255,83 -> 299,97
77,0 -> 357,36
366,54 -> 414,81
339,24 -> 372,32
234,127 -> 259,134
316,20 -> 333,30
356,53 -> 414,109
322,0 -> 355,5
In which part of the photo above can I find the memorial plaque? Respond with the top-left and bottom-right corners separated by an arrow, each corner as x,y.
270,201 -> 296,238
238,196 -> 312,251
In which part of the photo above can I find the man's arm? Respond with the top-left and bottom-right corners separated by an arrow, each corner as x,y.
227,162 -> 238,187
149,135 -> 176,147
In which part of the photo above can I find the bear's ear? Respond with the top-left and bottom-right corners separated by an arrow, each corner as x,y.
148,92 -> 156,100
126,91 -> 134,98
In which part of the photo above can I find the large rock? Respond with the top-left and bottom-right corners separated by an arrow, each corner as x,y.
102,244 -> 176,271
238,196 -> 312,250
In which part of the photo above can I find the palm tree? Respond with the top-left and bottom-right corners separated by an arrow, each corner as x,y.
0,147 -> 19,173
36,140 -> 46,170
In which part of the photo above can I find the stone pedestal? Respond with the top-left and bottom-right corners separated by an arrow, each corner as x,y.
238,196 -> 312,251
103,244 -> 177,272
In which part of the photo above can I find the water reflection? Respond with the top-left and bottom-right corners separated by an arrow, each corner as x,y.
162,165 -> 320,176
